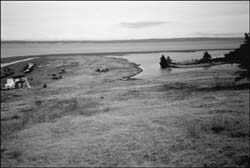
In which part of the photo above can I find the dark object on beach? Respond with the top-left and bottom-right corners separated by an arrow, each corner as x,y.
12,115 -> 19,119
52,74 -> 62,80
96,68 -> 109,73
160,55 -> 173,69
43,84 -> 47,88
59,69 -> 66,74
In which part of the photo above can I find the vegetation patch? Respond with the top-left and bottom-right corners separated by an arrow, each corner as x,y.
1,97 -> 103,141
185,115 -> 249,138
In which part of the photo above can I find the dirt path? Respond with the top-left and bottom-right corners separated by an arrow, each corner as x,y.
1,55 -> 249,167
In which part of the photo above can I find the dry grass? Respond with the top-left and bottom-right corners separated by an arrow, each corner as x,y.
1,97 -> 106,141
1,55 -> 249,167
184,113 -> 249,167
185,114 -> 249,138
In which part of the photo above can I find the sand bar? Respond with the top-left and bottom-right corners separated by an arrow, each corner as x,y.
1,57 -> 38,68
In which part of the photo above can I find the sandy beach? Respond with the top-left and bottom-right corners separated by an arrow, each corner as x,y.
1,54 -> 249,167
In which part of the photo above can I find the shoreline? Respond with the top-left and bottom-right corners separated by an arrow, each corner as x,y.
169,62 -> 228,69
1,48 -> 235,64
1,55 -> 143,86
107,56 -> 143,80
122,66 -> 143,80
1,57 -> 39,68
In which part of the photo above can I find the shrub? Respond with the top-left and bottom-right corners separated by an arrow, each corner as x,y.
224,33 -> 250,81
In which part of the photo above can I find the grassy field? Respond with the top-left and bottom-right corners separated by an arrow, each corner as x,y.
1,55 -> 249,167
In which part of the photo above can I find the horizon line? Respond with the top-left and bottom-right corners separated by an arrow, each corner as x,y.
1,36 -> 244,43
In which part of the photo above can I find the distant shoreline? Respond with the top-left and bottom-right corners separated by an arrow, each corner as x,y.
1,37 -> 243,44
1,48 -> 236,64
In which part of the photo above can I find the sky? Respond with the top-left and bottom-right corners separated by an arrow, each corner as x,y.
1,1 -> 249,41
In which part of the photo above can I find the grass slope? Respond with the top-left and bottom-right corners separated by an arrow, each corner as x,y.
1,55 -> 249,167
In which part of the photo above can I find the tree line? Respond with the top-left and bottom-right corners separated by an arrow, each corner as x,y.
159,33 -> 249,81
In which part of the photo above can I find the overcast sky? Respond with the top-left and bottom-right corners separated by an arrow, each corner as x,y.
1,1 -> 249,40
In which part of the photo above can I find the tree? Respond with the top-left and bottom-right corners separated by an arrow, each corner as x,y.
160,55 -> 166,63
201,51 -> 212,63
235,33 -> 250,81
160,55 -> 172,68
224,33 -> 250,81
166,56 -> 172,64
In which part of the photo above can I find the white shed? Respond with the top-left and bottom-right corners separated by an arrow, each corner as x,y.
5,78 -> 15,89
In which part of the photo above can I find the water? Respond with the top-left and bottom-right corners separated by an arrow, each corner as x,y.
112,50 -> 234,79
1,38 -> 243,58
1,39 -> 242,79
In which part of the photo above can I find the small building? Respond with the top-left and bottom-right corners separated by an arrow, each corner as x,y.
3,74 -> 30,89
5,78 -> 15,89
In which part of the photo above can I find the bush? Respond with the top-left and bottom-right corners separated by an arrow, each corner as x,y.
224,33 -> 250,81
201,51 -> 212,63
160,55 -> 173,68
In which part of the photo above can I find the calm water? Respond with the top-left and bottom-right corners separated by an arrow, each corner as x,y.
1,38 -> 243,58
112,50 -> 235,79
1,39 -> 243,79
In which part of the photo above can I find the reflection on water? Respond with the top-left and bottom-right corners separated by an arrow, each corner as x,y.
161,67 -> 172,74
112,50 -> 234,79
203,66 -> 211,70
